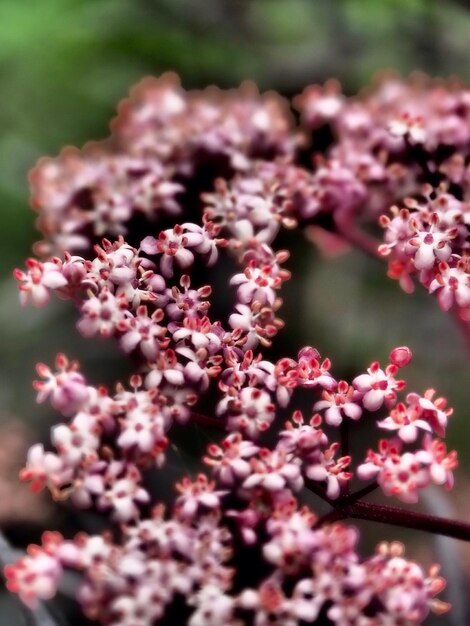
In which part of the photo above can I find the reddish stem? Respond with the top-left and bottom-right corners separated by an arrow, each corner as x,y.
343,480 -> 379,504
191,410 -> 225,430
304,478 -> 336,506
452,309 -> 470,356
348,501 -> 470,542
333,212 -> 383,261
340,420 -> 350,497
313,499 -> 470,543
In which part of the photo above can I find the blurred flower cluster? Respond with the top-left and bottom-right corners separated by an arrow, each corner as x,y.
9,72 -> 470,625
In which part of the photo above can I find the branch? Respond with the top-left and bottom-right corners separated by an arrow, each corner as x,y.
190,411 -> 225,430
304,478 -> 336,506
333,212 -> 383,262
348,501 -> 470,543
311,496 -> 470,544
340,420 -> 350,497
342,480 -> 379,504
451,309 -> 470,356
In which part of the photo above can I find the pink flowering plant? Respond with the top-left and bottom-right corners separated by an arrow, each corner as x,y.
6,72 -> 470,625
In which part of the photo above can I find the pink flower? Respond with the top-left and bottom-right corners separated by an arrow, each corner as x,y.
204,434 -> 259,486
377,402 -> 432,443
353,361 -> 405,411
378,452 -> 430,503
429,261 -> 470,311
305,443 -> 352,500
416,436 -> 457,489
119,305 -> 167,359
14,258 -> 68,307
242,448 -> 303,493
406,389 -> 453,437
406,219 -> 455,271
97,468 -> 150,522
5,545 -> 63,608
314,381 -> 361,426
230,258 -> 290,306
77,289 -> 129,338
20,444 -> 69,493
52,412 -> 101,466
218,386 -> 276,437
34,354 -> 90,417
175,474 -> 225,520
296,347 -> 337,391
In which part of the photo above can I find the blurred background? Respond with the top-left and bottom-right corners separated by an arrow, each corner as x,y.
2,0 -> 470,624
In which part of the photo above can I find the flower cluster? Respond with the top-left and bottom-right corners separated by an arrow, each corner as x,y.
296,74 -> 470,217
9,72 -> 470,625
30,74 -> 295,256
379,192 -> 470,316
5,509 -> 448,626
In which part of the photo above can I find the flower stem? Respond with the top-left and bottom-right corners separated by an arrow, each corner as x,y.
340,420 -> 350,496
348,501 -> 470,542
342,480 -> 379,504
313,499 -> 470,543
191,411 -> 224,429
333,212 -> 383,261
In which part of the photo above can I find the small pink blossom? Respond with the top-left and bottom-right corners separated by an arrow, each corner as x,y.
314,381 -> 361,426
5,541 -> 63,608
416,435 -> 458,489
34,353 -> 90,416
14,258 -> 68,307
429,261 -> 470,311
353,361 -> 405,411
97,468 -> 150,522
175,474 -> 225,520
377,402 -> 432,443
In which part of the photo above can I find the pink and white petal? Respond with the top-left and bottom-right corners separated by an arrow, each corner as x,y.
363,389 -> 385,412
326,476 -> 341,499
325,406 -> 343,426
352,374 -> 372,391
140,236 -> 159,254
377,418 -> 399,432
262,473 -> 286,491
228,313 -> 252,331
160,255 -> 174,278
237,283 -> 256,304
42,271 -> 68,289
430,464 -> 447,485
435,244 -> 451,262
145,369 -> 163,388
229,273 -> 248,286
163,369 -> 185,386
120,330 -> 142,353
184,361 -> 204,383
414,244 -> 436,270
313,400 -> 331,412
242,474 -> 263,489
398,423 -> 418,443
357,462 -> 380,480
306,465 -> 328,482
175,248 -> 194,268
198,493 -> 220,508
343,402 -> 362,420
184,232 -> 204,247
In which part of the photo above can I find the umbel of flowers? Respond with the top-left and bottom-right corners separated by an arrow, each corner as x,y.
9,71 -> 470,625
